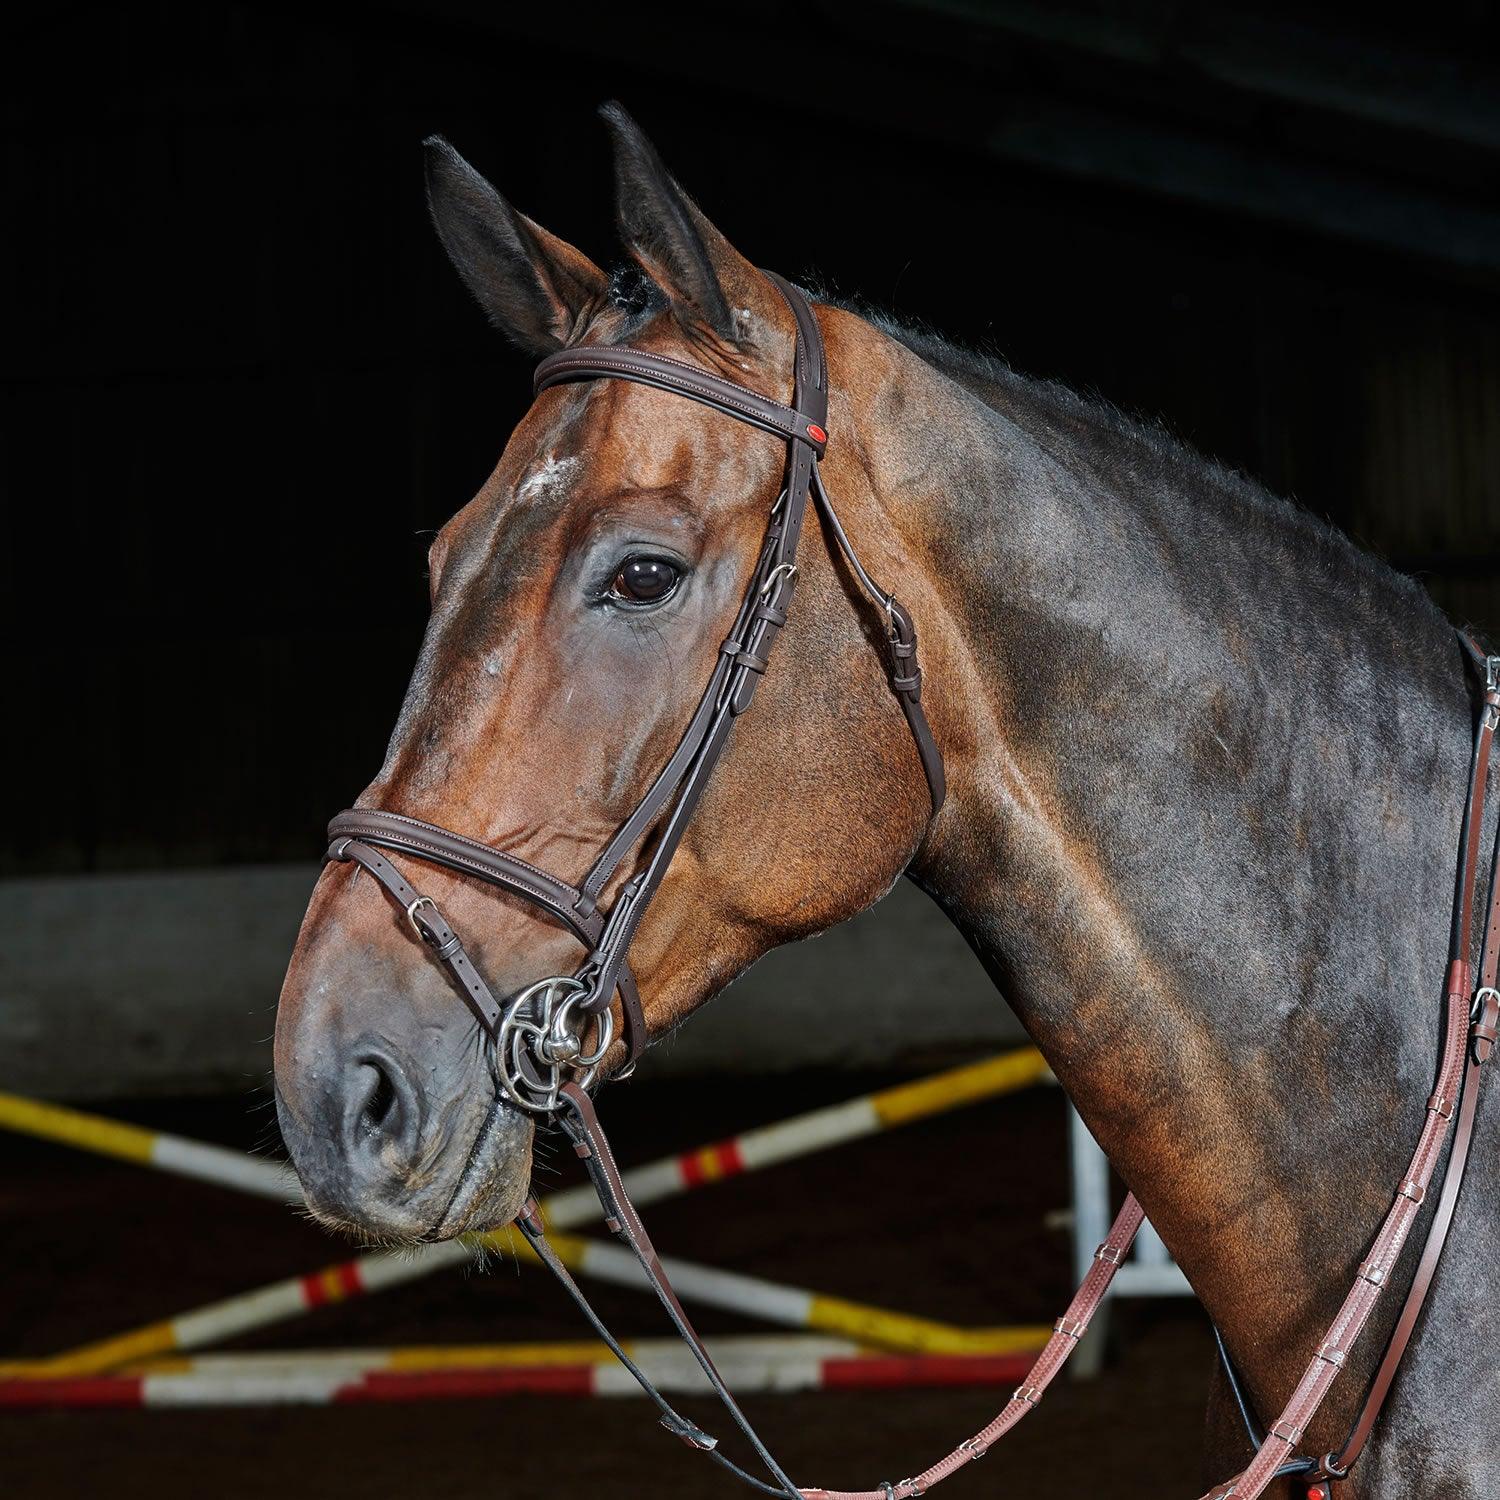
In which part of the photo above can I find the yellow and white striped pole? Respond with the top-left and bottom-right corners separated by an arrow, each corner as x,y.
0,1238 -> 472,1376
525,1229 -> 1049,1357
0,1220 -> 1048,1378
0,1092 -> 298,1202
542,1047 -> 1049,1220
0,1050 -> 1045,1215
0,1048 -> 1050,1376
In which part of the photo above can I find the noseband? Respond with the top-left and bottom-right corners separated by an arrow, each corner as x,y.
327,274 -> 944,1113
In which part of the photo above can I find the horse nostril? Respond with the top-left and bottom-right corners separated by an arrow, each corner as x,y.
346,1050 -> 423,1161
307,1045 -> 430,1221
359,1060 -> 398,1136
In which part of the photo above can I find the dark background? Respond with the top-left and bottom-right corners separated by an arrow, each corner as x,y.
4,10 -> 1500,1495
6,0 -> 1500,876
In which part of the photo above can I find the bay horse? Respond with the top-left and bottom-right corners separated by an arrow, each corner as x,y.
273,105 -> 1499,1498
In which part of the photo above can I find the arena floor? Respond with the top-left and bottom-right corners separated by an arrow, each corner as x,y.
2,1072 -> 1217,1498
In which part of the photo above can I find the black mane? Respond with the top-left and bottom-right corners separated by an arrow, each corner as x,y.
814,287 -> 1443,631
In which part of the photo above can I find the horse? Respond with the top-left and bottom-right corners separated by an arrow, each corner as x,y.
272,104 -> 1499,1498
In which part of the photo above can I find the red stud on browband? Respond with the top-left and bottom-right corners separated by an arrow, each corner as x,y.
806,422 -> 827,444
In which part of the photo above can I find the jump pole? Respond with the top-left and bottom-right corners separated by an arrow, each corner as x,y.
0,1047 -> 1051,1376
524,1229 -> 1052,1357
119,1334 -> 868,1374
0,1048 -> 1045,1211
0,1091 -> 299,1202
0,1225 -> 1051,1377
541,1045 -> 1050,1218
0,1341 -> 1041,1410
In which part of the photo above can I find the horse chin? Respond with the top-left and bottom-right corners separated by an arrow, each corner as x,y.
421,1095 -> 537,1241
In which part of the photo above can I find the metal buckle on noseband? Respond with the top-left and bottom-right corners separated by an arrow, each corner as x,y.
493,975 -> 615,1114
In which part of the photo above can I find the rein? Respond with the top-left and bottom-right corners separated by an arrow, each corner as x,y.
322,279 -> 1500,1498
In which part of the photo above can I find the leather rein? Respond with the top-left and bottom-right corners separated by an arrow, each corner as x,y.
323,276 -> 1500,1499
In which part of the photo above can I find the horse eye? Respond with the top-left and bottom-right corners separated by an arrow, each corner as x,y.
608,556 -> 681,605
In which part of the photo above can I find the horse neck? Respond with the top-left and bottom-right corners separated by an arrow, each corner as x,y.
852,322 -> 1477,1391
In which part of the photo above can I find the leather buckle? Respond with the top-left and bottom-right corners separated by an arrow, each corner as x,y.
758,562 -> 797,602
1471,986 -> 1500,1062
405,895 -> 438,941
1320,1451 -> 1351,1481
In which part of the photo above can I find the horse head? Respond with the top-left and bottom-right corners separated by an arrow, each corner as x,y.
273,106 -> 945,1243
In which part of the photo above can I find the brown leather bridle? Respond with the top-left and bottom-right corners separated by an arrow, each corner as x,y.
327,275 -> 941,1114
321,277 -> 1500,1500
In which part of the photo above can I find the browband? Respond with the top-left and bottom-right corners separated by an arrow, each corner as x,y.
535,346 -> 830,454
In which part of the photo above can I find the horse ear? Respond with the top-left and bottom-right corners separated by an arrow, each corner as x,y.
423,136 -> 608,356
600,102 -> 779,346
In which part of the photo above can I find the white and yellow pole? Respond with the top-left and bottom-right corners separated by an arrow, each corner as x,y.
0,1048 -> 1051,1376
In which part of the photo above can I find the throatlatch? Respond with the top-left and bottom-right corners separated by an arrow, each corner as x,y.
324,276 -> 1500,1500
